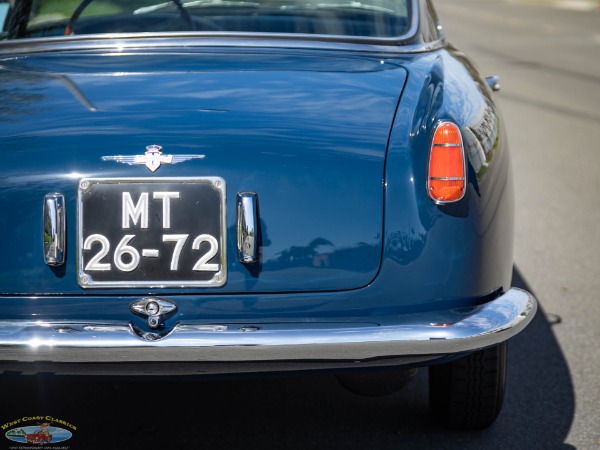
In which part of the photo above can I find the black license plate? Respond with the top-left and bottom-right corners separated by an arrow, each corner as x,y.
77,177 -> 226,288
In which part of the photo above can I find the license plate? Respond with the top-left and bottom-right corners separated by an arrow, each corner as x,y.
77,177 -> 226,288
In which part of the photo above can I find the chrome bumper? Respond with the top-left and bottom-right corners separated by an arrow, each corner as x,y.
0,288 -> 536,366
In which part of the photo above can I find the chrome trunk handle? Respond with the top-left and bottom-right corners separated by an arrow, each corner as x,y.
43,193 -> 66,266
236,192 -> 259,264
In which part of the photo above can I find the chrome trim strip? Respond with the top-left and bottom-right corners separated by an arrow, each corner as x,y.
43,193 -> 66,266
0,35 -> 445,56
0,289 -> 537,364
429,177 -> 464,181
433,143 -> 462,148
237,192 -> 259,264
0,0 -> 449,57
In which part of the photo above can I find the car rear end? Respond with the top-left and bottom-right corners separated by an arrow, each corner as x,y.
0,0 -> 536,429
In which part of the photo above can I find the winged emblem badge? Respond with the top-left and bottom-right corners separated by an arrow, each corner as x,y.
102,145 -> 205,172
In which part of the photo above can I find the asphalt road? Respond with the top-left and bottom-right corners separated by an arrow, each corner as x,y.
2,1 -> 599,449
434,0 -> 600,448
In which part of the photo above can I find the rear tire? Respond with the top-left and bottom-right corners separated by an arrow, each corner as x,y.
429,342 -> 507,430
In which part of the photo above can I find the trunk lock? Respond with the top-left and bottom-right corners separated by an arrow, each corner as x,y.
130,297 -> 177,329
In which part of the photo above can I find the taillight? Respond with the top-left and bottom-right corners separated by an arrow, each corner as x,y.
427,122 -> 466,203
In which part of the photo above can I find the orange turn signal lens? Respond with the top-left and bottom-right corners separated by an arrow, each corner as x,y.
428,122 -> 466,203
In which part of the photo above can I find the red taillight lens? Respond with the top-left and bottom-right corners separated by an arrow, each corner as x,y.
428,122 -> 466,203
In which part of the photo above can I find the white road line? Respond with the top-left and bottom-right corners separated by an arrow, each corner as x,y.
554,0 -> 598,11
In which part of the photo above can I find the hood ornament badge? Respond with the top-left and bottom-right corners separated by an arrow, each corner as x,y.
102,145 -> 205,172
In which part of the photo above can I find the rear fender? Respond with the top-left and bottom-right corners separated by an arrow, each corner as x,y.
378,49 -> 514,309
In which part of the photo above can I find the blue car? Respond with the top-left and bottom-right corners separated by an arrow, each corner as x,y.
0,0 -> 536,429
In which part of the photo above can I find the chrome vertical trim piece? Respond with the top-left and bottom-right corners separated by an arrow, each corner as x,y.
43,193 -> 66,266
237,192 -> 258,263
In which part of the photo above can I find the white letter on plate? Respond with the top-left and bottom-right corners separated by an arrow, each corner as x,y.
122,192 -> 149,229
153,191 -> 180,229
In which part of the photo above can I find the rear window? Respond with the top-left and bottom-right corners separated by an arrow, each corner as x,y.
1,0 -> 412,40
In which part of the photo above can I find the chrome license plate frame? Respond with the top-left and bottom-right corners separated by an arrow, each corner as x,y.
76,177 -> 226,289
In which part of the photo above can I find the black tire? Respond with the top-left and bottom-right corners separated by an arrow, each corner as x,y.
429,342 -> 507,430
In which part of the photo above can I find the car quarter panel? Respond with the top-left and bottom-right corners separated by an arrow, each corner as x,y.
379,47 -> 514,308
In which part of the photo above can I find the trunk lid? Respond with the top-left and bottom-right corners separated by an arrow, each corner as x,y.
0,48 -> 407,295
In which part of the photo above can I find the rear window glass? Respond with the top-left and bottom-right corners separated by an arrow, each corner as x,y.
1,0 -> 412,40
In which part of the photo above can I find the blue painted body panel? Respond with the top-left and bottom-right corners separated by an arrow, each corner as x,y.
0,49 -> 405,294
0,43 -> 513,323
